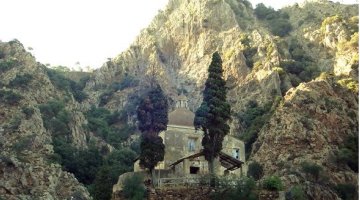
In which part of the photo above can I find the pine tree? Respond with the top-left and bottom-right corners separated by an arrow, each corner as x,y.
136,84 -> 168,186
194,51 -> 231,178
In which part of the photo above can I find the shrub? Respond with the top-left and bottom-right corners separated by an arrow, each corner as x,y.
334,183 -> 357,200
286,185 -> 306,200
111,74 -> 139,91
0,59 -> 18,73
254,3 -> 292,37
212,176 -> 258,200
0,90 -> 22,105
22,106 -> 35,119
12,135 -> 34,153
247,161 -> 264,180
70,80 -> 88,102
243,47 -> 257,68
238,100 -> 276,157
5,115 -> 22,132
301,162 -> 323,181
39,100 -> 70,133
99,91 -> 113,106
85,106 -> 135,147
9,74 -> 33,87
254,3 -> 275,19
336,134 -> 358,172
123,174 -> 146,200
269,18 -> 292,37
46,68 -> 88,102
263,176 -> 283,191
233,177 -> 258,200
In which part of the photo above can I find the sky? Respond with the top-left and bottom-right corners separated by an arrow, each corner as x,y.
0,0 -> 358,70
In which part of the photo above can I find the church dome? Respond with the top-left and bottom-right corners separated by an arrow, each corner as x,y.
168,108 -> 195,127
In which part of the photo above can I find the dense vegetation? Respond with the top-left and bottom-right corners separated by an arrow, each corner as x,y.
254,3 -> 292,37
9,74 -> 33,87
85,105 -> 136,149
211,176 -> 258,200
122,174 -> 146,200
335,134 -> 358,172
238,97 -> 281,158
99,73 -> 139,106
39,100 -> 137,200
0,89 -> 22,105
46,68 -> 88,102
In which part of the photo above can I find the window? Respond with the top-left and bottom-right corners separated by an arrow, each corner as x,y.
190,166 -> 200,174
232,148 -> 240,159
188,138 -> 196,152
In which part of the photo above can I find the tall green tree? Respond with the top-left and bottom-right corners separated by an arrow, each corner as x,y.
136,84 -> 168,186
194,51 -> 231,178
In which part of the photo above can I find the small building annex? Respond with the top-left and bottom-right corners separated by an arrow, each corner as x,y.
134,94 -> 246,177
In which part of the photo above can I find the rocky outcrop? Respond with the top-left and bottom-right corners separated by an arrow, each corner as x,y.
86,0 -> 284,137
251,78 -> 358,198
0,40 -> 91,199
1,0 -> 358,199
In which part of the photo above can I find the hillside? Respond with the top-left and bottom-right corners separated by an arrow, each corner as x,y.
0,0 -> 358,199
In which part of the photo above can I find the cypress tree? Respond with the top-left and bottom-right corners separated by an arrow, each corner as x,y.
194,51 -> 231,178
136,84 -> 168,186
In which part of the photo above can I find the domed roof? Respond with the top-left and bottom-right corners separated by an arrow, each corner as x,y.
168,108 -> 195,127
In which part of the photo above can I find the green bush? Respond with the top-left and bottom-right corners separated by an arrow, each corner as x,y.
70,80 -> 88,102
254,3 -> 292,37
0,59 -> 18,73
243,47 -> 257,68
9,74 -> 33,87
39,100 -> 71,134
247,161 -> 264,180
12,135 -> 34,153
90,149 -> 137,200
85,106 -> 135,147
46,68 -> 88,102
99,91 -> 113,106
238,100 -> 276,157
336,134 -> 358,172
52,137 -> 103,185
269,18 -> 292,37
334,183 -> 357,200
0,90 -> 22,105
263,176 -> 283,191
254,3 -> 275,19
301,162 -> 323,181
286,185 -> 306,200
5,115 -> 22,132
22,106 -> 35,119
123,174 -> 146,200
211,176 -> 258,200
111,74 -> 139,91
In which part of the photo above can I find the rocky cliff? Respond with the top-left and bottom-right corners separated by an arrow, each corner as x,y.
85,0 -> 357,199
0,0 -> 358,199
0,41 -> 91,199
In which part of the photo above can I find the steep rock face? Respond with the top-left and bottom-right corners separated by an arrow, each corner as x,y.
251,78 -> 358,199
0,41 -> 91,199
87,0 -> 283,136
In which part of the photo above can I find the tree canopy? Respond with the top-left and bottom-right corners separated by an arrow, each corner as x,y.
194,52 -> 231,170
137,84 -> 169,136
136,83 -> 168,185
